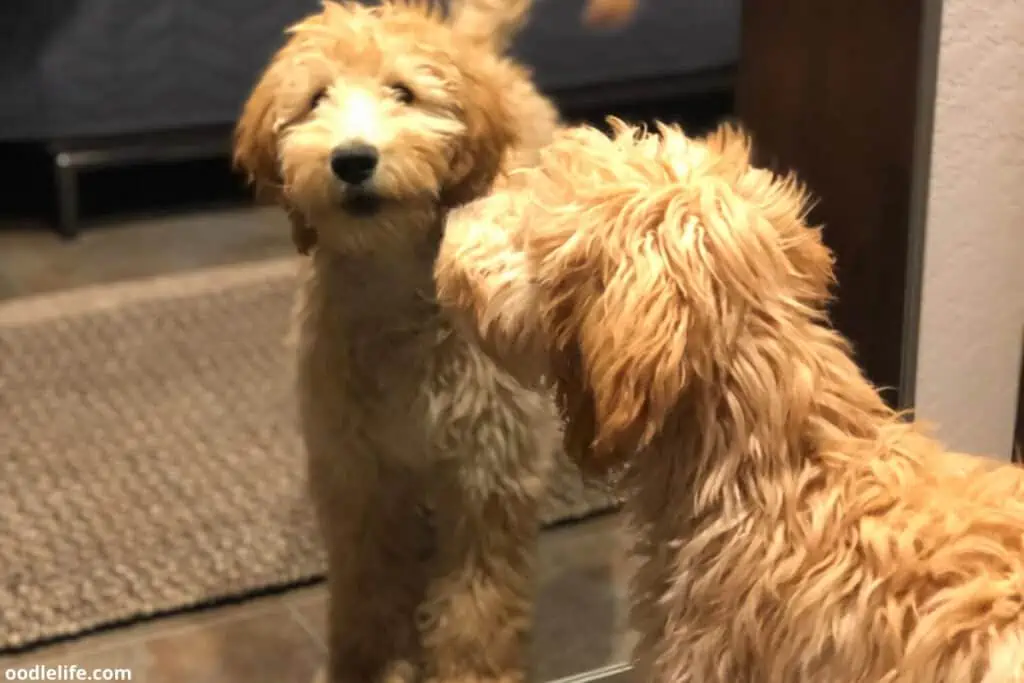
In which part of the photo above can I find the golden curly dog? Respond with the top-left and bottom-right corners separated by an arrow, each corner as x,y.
435,120 -> 1024,683
233,2 -> 636,682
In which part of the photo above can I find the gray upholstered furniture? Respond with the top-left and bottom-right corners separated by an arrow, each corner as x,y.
0,0 -> 739,234
515,0 -> 738,105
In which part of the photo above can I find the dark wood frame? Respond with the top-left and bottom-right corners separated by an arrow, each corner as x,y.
734,0 -> 936,407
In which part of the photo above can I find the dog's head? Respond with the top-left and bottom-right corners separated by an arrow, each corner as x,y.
233,0 -> 556,256
439,121 -> 835,472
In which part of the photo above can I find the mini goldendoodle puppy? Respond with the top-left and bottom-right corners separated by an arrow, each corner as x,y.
231,1 -> 638,682
436,120 -> 1024,682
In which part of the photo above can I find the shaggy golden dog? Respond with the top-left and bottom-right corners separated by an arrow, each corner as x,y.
232,1 -> 634,681
436,120 -> 1024,682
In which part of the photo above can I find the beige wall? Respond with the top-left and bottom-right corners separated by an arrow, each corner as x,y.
911,0 -> 1024,459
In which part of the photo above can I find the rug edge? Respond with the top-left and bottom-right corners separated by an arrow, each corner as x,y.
0,256 -> 301,327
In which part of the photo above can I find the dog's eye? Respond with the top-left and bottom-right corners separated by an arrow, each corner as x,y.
309,88 -> 328,110
389,82 -> 415,105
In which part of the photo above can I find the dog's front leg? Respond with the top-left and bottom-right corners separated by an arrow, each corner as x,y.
309,444 -> 432,683
418,462 -> 543,683
418,351 -> 557,683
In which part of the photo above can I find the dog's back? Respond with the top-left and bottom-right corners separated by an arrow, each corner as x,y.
828,429 -> 1024,681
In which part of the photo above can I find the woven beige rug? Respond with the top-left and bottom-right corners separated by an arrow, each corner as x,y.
0,257 -> 615,653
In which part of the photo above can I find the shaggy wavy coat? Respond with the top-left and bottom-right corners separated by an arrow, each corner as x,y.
436,120 -> 1024,683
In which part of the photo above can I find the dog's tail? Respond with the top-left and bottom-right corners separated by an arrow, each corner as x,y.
449,0 -> 637,51
448,0 -> 529,49
582,0 -> 638,27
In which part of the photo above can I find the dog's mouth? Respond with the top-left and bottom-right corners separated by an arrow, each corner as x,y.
340,188 -> 384,217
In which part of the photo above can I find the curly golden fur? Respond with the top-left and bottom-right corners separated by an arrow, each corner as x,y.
229,1 -> 642,681
436,120 -> 1024,682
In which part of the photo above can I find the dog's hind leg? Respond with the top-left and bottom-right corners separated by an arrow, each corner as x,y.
418,342 -> 559,683
310,450 -> 433,683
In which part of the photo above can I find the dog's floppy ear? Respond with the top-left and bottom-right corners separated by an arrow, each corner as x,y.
440,67 -> 519,208
234,51 -> 318,254
234,60 -> 283,205
533,202 -> 703,471
519,128 -> 709,470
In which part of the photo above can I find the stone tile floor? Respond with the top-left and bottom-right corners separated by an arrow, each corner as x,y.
0,202 -> 636,682
1,515 -> 635,683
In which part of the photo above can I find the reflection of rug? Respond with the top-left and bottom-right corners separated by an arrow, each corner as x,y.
0,258 -> 616,653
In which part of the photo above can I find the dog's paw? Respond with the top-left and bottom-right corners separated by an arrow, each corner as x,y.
381,660 -> 418,683
313,660 -> 418,683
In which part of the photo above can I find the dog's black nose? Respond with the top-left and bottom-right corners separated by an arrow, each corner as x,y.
329,144 -> 379,185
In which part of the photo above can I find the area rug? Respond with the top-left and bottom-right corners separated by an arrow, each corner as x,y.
0,257 -> 616,653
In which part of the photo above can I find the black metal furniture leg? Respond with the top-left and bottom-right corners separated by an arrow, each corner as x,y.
53,150 -> 80,239
44,127 -> 232,239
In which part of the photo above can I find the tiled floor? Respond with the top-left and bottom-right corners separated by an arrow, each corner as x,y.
1,516 -> 635,683
0,203 -> 636,682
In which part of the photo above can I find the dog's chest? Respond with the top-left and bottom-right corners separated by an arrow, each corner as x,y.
300,292 -> 440,402
293,258 -> 453,454
342,311 -> 443,402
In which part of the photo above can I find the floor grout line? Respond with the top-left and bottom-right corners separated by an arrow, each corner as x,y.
284,601 -> 327,654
